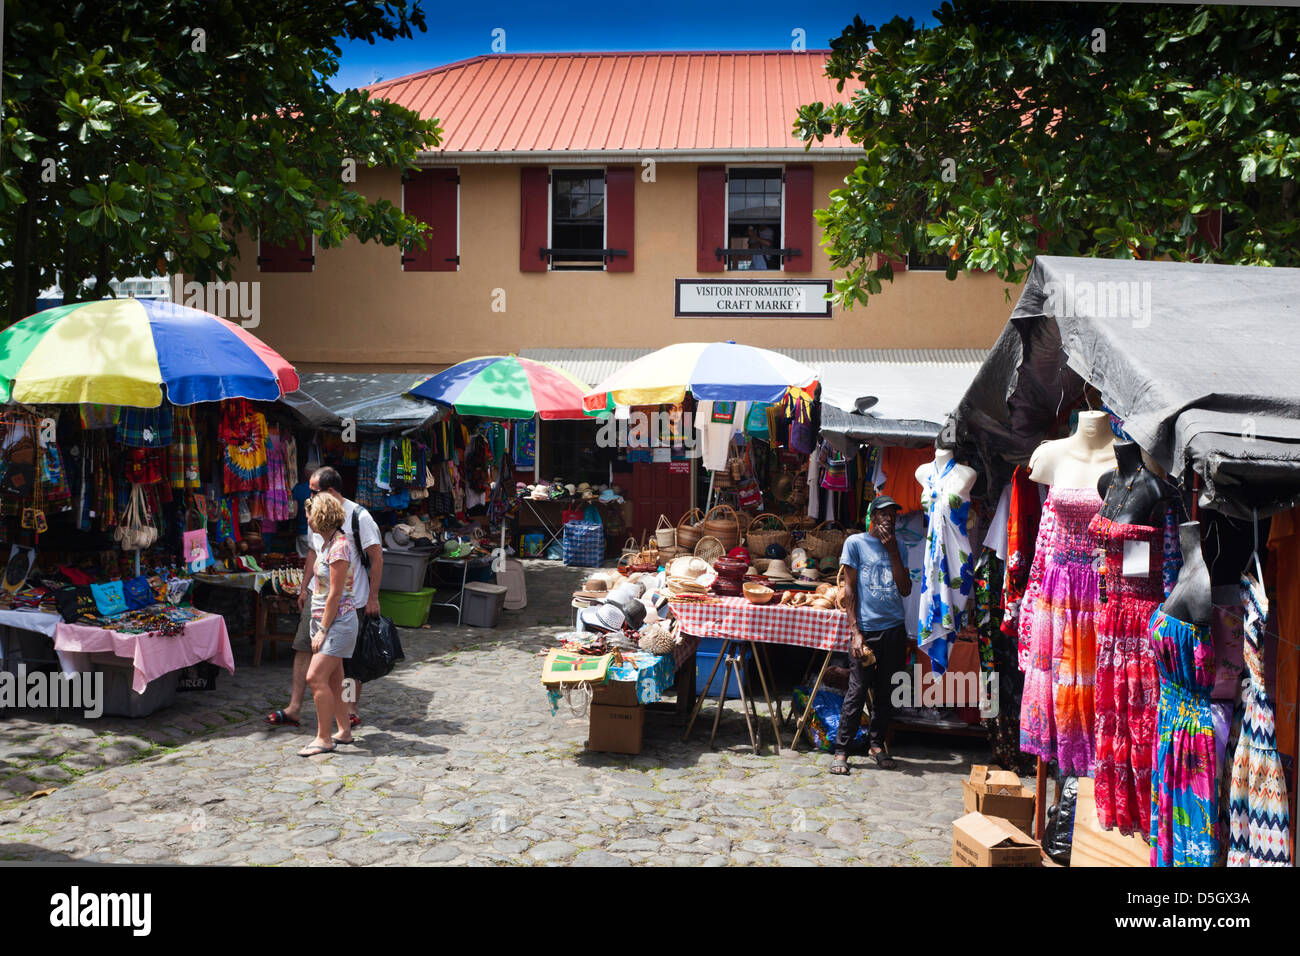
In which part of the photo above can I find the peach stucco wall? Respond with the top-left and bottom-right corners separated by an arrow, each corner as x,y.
226,162 -> 1020,371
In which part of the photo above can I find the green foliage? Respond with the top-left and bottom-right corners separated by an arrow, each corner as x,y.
1,0 -> 443,322
795,1 -> 1300,309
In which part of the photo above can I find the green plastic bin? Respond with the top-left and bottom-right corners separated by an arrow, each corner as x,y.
377,587 -> 437,627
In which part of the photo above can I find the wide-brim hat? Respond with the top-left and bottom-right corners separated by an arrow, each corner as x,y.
582,576 -> 609,593
577,482 -> 592,492
580,602 -> 626,633
598,490 -> 624,503
604,594 -> 645,629
764,559 -> 794,580
771,473 -> 795,503
384,528 -> 414,551
798,566 -> 821,582
403,517 -> 436,541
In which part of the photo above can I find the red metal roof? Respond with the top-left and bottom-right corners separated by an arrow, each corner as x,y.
365,52 -> 860,155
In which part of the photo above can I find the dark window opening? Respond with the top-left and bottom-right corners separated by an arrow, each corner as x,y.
906,248 -> 949,271
551,169 -> 605,269
726,168 -> 782,271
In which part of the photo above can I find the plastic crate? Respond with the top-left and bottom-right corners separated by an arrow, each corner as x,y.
378,587 -> 437,627
463,581 -> 508,628
696,638 -> 752,700
380,549 -> 434,592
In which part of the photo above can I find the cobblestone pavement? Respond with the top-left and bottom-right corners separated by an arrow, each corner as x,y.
0,562 -> 990,866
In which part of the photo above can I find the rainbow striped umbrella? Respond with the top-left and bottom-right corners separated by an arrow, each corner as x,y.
583,342 -> 818,412
408,355 -> 593,420
0,298 -> 298,407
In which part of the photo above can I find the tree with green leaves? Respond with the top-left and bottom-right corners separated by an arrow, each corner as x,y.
1,1 -> 443,324
795,1 -> 1299,308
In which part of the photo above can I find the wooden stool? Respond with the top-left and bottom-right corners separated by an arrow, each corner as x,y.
253,593 -> 299,666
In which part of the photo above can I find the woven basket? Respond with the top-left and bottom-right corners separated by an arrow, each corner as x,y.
693,535 -> 725,564
620,535 -> 640,560
654,514 -> 676,549
636,539 -> 660,566
745,513 -> 792,556
656,545 -> 687,562
803,520 -> 848,561
786,513 -> 817,532
676,508 -> 704,550
711,470 -> 734,490
700,504 -> 743,551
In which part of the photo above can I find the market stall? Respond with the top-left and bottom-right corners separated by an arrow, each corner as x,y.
944,256 -> 1298,868
0,298 -> 298,715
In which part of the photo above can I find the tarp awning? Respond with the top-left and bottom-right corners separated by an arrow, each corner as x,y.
280,372 -> 444,433
953,256 -> 1300,518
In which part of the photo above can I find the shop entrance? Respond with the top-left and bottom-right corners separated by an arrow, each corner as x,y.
629,460 -> 692,543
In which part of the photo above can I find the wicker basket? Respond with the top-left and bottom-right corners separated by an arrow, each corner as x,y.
620,535 -> 640,560
693,535 -> 725,564
656,545 -> 687,562
711,469 -> 734,490
803,520 -> 848,561
700,504 -> 743,551
785,513 -> 817,532
745,513 -> 792,556
676,508 -> 704,550
654,514 -> 676,549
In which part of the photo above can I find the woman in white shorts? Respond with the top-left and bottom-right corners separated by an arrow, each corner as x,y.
300,494 -> 359,756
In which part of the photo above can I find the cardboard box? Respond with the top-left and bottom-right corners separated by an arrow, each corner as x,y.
587,703 -> 644,755
952,812 -> 1042,867
592,680 -> 639,708
961,765 -> 1035,836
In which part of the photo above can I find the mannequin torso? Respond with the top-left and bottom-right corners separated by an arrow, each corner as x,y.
1162,522 -> 1212,625
914,447 -> 977,499
1028,410 -> 1118,489
1097,441 -> 1166,526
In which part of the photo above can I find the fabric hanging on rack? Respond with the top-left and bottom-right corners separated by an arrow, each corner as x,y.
219,399 -> 268,493
917,458 -> 974,673
1227,571 -> 1293,866
513,419 -> 537,470
117,404 -> 173,448
983,482 -> 1012,562
79,403 -> 120,430
264,427 -> 291,521
1266,507 -> 1300,764
1003,466 -> 1044,640
695,400 -> 747,472
353,438 -> 383,510
374,436 -> 395,492
876,445 -> 931,514
169,406 -> 201,490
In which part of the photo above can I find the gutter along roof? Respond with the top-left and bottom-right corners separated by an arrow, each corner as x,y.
366,52 -> 862,158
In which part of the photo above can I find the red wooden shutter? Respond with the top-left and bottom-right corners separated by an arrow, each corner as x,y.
696,165 -> 726,272
605,166 -> 635,273
257,231 -> 313,273
520,166 -> 549,272
403,168 -> 459,272
783,165 -> 814,273
884,254 -> 907,273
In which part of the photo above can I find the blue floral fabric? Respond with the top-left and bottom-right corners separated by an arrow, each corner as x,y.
917,459 -> 974,673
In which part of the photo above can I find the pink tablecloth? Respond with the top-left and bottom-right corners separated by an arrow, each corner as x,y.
54,613 -> 235,693
669,596 -> 852,653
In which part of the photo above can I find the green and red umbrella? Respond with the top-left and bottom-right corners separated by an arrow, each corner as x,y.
408,355 -> 593,420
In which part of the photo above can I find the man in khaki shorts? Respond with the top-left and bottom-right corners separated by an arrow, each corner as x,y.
266,466 -> 382,729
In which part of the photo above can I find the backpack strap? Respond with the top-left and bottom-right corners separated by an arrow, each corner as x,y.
353,507 -> 371,571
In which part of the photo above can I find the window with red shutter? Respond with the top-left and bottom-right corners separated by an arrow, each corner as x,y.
783,165 -> 813,273
402,168 -> 460,272
257,231 -> 314,273
520,166 -> 549,272
725,167 -> 783,271
604,166 -> 634,273
696,166 -> 726,273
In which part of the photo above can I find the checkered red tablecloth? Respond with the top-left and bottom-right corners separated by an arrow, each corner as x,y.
669,596 -> 852,653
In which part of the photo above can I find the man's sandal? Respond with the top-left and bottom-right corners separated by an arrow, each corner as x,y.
870,748 -> 898,770
829,755 -> 850,776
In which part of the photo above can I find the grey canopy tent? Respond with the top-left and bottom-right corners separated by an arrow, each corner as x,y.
280,372 -> 446,433
952,256 -> 1300,519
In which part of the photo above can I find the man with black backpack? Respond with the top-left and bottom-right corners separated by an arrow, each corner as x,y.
266,466 -> 383,733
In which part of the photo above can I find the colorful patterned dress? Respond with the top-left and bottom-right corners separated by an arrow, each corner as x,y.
1019,487 -> 1101,776
917,459 -> 974,672
1148,605 -> 1218,867
1089,513 -> 1162,838
1227,572 -> 1292,866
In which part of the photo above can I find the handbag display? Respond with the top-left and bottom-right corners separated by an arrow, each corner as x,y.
90,580 -> 128,617
115,483 -> 158,551
55,586 -> 99,624
123,574 -> 154,611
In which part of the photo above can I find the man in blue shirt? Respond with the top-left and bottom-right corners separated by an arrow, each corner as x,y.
292,468 -> 312,557
830,495 -> 911,774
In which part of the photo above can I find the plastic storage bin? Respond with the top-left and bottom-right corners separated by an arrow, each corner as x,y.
95,662 -> 180,718
380,548 -> 434,592
695,636 -> 751,700
378,587 -> 437,627
463,581 -> 508,628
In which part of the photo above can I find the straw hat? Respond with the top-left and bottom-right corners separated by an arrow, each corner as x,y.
577,482 -> 592,492
798,565 -> 821,583
582,576 -> 609,593
764,559 -> 794,581
404,516 -> 435,541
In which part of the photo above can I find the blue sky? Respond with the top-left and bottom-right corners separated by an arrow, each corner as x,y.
334,1 -> 938,89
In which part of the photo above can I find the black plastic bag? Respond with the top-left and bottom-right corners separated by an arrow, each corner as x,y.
1042,774 -> 1079,865
344,613 -> 405,683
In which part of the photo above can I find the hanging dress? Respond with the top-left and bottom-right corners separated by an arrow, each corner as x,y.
1001,466 -> 1043,639
220,399 -> 268,493
264,428 -> 291,521
917,459 -> 974,672
1227,572 -> 1292,866
1148,604 -> 1218,866
1019,487 -> 1101,775
1089,513 -> 1162,838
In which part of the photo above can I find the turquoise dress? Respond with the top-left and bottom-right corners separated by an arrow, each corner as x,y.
1148,606 -> 1218,866
917,459 -> 973,672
